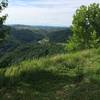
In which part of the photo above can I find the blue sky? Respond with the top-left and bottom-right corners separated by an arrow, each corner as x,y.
4,0 -> 100,26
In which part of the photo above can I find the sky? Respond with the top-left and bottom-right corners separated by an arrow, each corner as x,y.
3,0 -> 100,26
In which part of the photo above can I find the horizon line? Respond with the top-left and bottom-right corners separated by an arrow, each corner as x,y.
5,23 -> 71,27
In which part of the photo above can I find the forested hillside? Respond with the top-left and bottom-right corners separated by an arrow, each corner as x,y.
0,25 -> 71,67
10,25 -> 71,43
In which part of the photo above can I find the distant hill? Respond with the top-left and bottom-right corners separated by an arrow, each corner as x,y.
0,25 -> 71,67
9,25 -> 71,43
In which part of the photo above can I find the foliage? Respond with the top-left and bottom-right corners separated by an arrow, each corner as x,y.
0,0 -> 8,42
89,30 -> 100,48
66,3 -> 100,51
65,34 -> 81,51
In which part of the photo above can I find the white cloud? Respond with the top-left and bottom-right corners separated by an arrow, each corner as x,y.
4,0 -> 100,26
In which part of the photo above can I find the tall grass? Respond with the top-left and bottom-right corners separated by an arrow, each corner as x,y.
0,48 -> 100,100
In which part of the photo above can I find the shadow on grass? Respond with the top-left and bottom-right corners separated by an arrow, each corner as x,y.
0,69 -> 75,100
1,69 -> 100,100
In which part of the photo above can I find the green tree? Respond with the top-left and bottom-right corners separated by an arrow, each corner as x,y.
65,34 -> 81,51
0,0 -> 8,42
89,30 -> 99,48
66,3 -> 100,51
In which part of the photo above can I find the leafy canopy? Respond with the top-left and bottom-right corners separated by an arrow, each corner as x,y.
66,3 -> 100,51
0,0 -> 8,42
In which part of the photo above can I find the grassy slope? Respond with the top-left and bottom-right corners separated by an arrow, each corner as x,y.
0,48 -> 100,100
0,43 -> 65,67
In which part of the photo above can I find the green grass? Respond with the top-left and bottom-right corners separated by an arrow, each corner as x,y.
0,48 -> 100,100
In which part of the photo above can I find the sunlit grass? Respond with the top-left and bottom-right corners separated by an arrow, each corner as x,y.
0,48 -> 100,100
